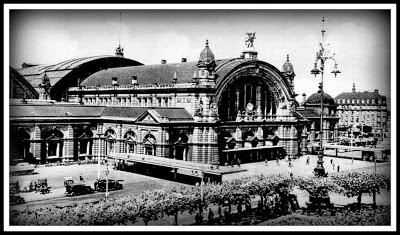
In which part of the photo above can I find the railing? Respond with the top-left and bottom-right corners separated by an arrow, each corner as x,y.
235,114 -> 297,122
69,82 -> 208,92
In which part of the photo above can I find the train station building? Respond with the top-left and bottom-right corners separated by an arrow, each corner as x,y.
10,35 -> 334,167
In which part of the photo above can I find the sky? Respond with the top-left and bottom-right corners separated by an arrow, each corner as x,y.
7,5 -> 394,104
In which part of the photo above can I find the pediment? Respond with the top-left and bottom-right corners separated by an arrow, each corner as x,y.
136,112 -> 159,123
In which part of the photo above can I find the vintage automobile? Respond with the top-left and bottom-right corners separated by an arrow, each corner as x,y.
94,179 -> 123,192
63,176 -> 74,187
65,183 -> 94,196
37,178 -> 51,194
10,162 -> 35,176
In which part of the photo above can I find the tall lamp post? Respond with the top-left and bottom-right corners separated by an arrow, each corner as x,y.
105,161 -> 109,200
97,133 -> 103,180
310,17 -> 341,177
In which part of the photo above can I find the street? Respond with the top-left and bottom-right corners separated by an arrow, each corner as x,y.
8,153 -> 391,225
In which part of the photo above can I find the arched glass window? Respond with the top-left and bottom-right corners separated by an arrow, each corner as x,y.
170,130 -> 189,160
104,129 -> 116,155
10,129 -> 31,164
143,134 -> 156,156
124,131 -> 136,153
43,129 -> 64,160
76,129 -> 93,157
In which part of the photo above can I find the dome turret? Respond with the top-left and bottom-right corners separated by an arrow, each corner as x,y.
306,92 -> 336,105
198,39 -> 215,63
282,55 -> 295,76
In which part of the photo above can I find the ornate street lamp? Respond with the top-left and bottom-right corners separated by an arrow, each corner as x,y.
97,132 -> 103,180
105,161 -> 109,200
310,17 -> 341,177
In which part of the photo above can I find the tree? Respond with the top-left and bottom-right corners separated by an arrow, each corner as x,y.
331,172 -> 390,209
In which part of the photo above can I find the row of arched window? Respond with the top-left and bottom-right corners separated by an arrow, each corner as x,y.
83,96 -> 171,107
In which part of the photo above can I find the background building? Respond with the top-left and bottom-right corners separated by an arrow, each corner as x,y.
296,92 -> 340,147
335,83 -> 389,135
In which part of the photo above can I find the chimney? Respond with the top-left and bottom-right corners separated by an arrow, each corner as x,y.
374,89 -> 379,94
161,59 -> 167,64
112,77 -> 118,86
181,58 -> 187,63
131,75 -> 137,85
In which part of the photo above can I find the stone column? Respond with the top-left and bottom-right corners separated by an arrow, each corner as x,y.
256,126 -> 264,147
117,124 -> 123,153
310,121 -> 316,142
191,127 -> 201,162
235,126 -> 243,148
32,125 -> 41,161
202,127 -> 209,164
66,124 -> 74,159
301,126 -> 308,154
334,123 -> 339,142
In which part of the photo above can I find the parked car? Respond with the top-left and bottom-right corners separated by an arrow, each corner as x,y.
65,183 -> 94,196
94,179 -> 123,192
63,176 -> 74,187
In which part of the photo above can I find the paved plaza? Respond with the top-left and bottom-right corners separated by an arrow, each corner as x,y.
8,152 -> 392,226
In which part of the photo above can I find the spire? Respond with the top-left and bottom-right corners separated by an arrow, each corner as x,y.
115,12 -> 124,57
119,12 -> 121,46
352,82 -> 356,93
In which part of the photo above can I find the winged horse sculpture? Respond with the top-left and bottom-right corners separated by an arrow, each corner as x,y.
245,32 -> 256,48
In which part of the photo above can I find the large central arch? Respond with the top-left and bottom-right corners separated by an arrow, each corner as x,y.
215,60 -> 296,121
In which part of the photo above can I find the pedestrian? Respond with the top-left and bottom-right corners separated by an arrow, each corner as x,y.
265,159 -> 268,166
288,161 -> 292,167
290,172 -> 293,178
207,208 -> 214,225
237,158 -> 241,167
230,160 -> 234,167
79,173 -> 84,181
306,158 -> 309,165
223,207 -> 230,223
218,206 -> 222,219
333,163 -> 335,170
330,159 -> 333,165
34,181 -> 37,192
337,165 -> 340,172
195,212 -> 201,225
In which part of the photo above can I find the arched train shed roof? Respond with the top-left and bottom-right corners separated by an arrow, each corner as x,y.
81,58 -> 237,87
16,55 -> 143,101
